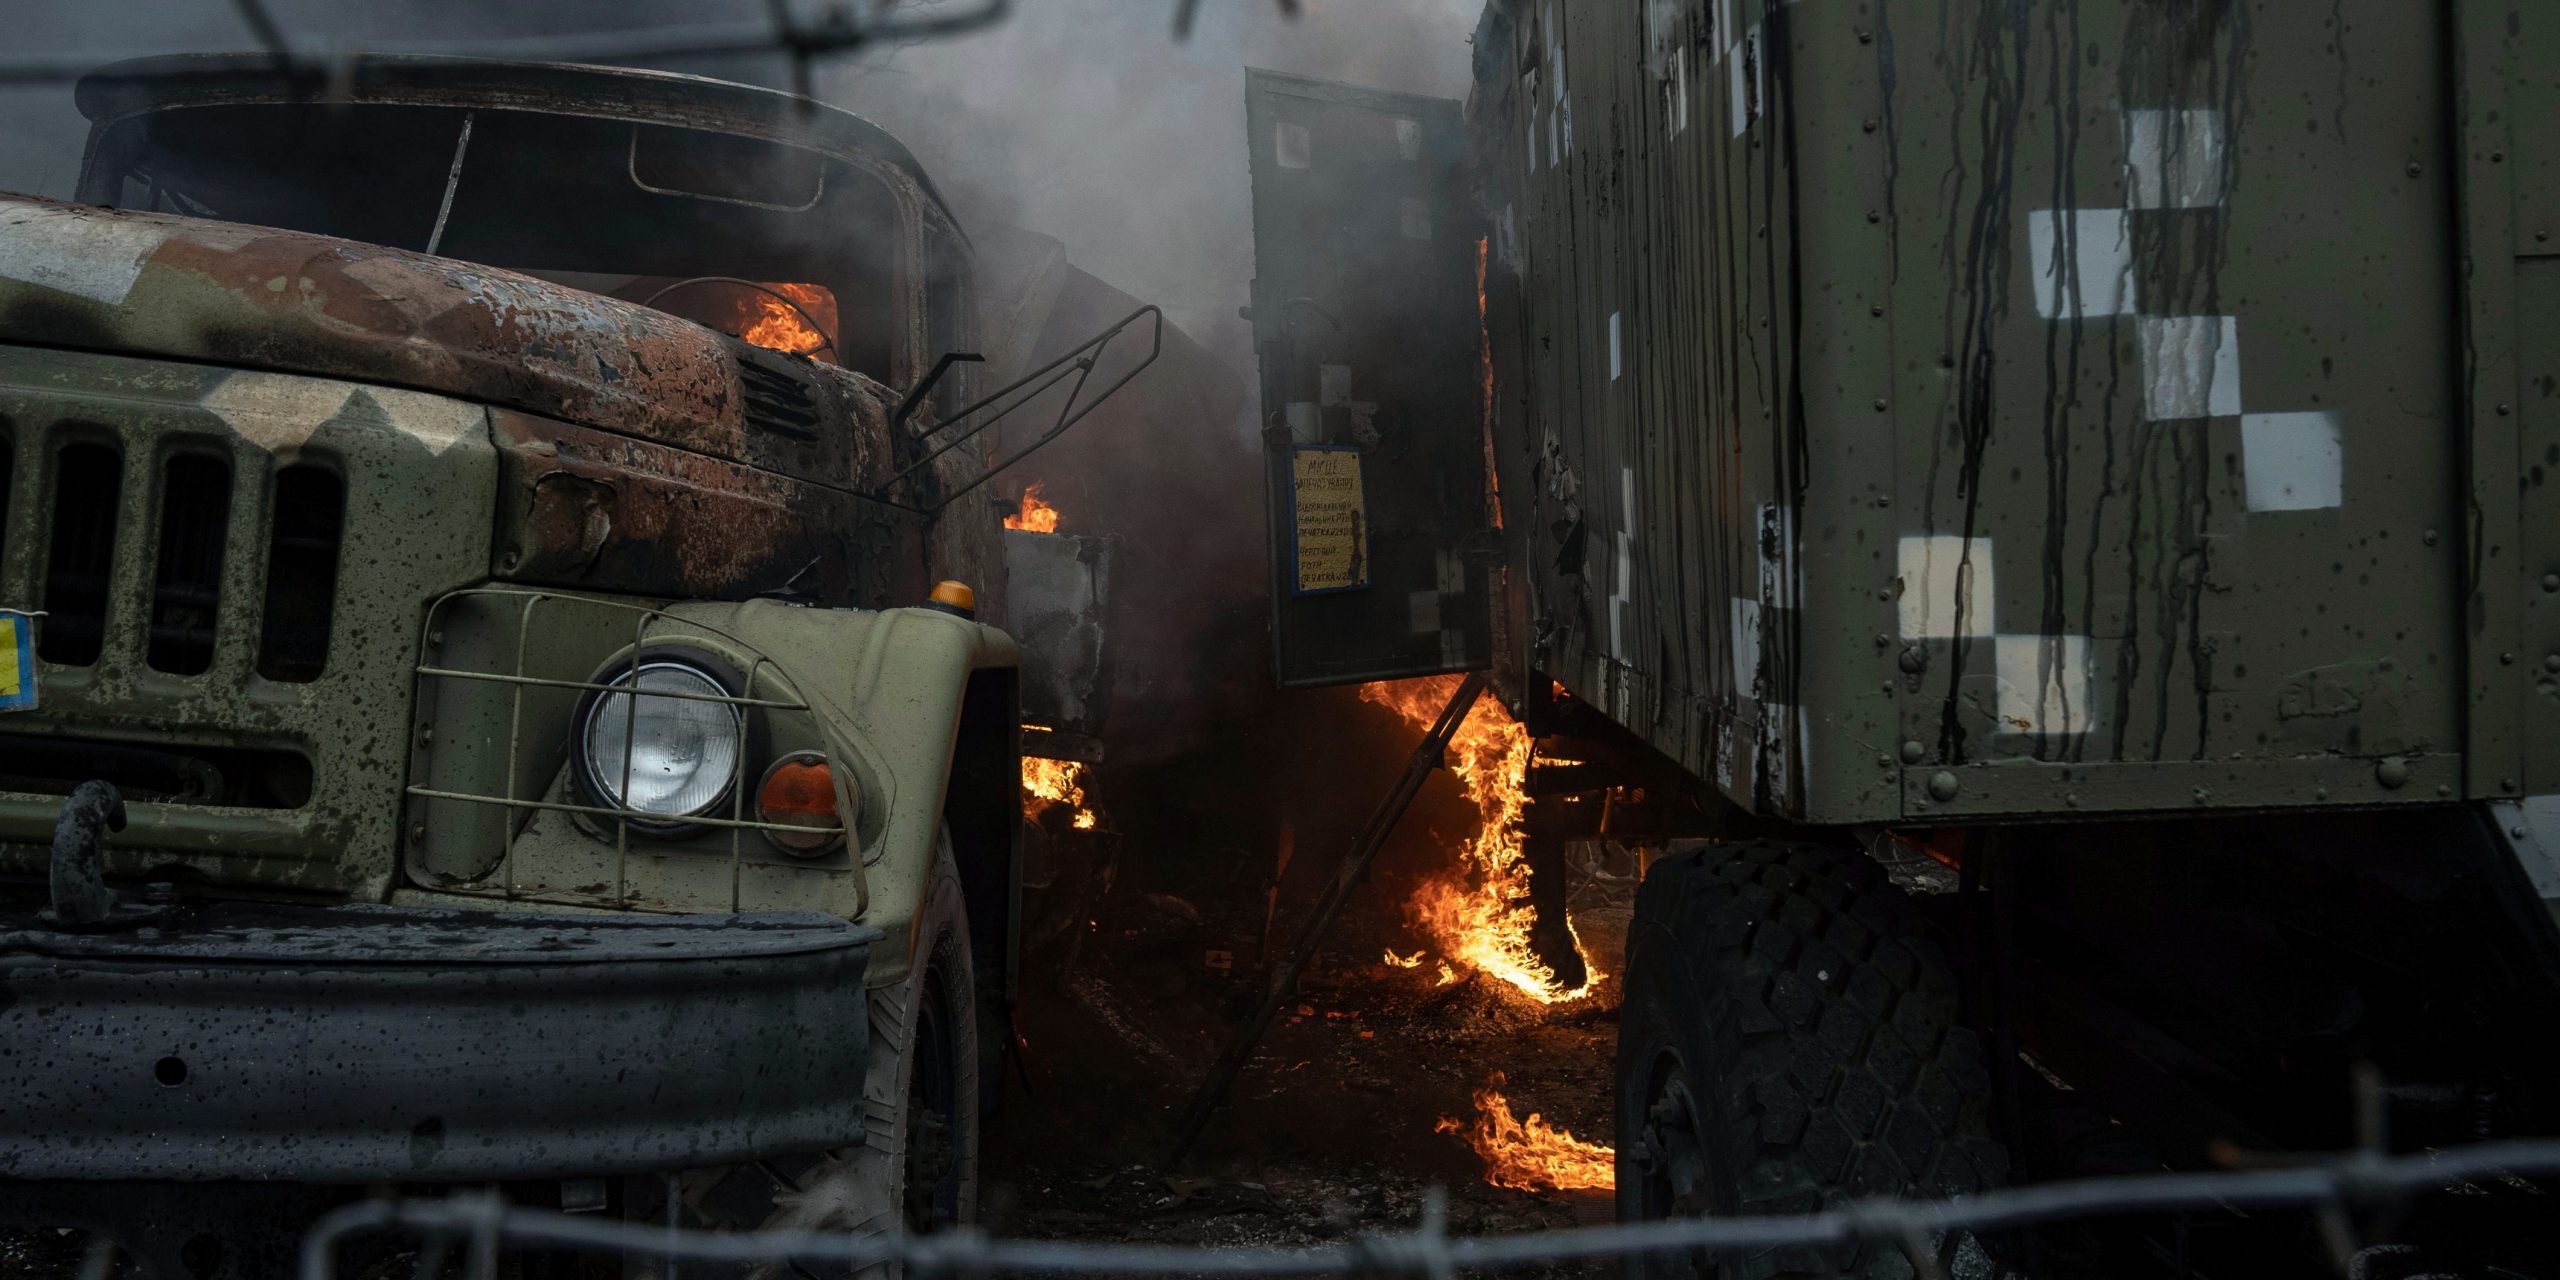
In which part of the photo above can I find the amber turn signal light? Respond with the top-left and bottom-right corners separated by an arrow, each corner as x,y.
756,752 -> 843,856
927,580 -> 976,618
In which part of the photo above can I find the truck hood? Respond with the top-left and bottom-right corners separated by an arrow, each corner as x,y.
0,194 -> 890,484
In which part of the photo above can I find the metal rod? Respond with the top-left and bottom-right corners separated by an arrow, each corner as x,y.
424,112 -> 474,258
1162,672 -> 1487,1169
500,591 -> 534,899
872,306 -> 1163,512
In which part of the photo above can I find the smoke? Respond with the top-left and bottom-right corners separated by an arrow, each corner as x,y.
825,0 -> 1478,375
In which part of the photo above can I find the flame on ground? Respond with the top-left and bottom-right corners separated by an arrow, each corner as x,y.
1437,1076 -> 1615,1193
738,282 -> 837,360
1006,482 -> 1061,533
1383,949 -> 1425,969
1021,752 -> 1097,830
1359,675 -> 1599,1004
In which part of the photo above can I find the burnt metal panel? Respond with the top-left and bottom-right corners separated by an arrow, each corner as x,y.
1466,0 -> 2483,823
2463,0 -> 2560,801
0,900 -> 878,1182
1004,528 -> 1116,760
1244,69 -> 1493,687
489,407 -> 922,610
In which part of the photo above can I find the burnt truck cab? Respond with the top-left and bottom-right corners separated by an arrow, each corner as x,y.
0,56 -> 1026,1273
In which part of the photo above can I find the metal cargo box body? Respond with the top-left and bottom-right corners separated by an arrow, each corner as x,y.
1475,0 -> 2543,823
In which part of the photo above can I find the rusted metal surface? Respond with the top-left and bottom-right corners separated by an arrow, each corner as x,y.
0,196 -> 903,488
491,408 -> 924,608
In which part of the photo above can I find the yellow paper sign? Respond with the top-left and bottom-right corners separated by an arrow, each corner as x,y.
1290,448 -> 1367,593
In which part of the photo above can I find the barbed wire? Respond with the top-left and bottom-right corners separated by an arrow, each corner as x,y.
300,1138 -> 2560,1280
0,0 -> 1308,88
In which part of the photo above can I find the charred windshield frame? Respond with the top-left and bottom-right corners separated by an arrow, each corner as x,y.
71,61 -> 964,392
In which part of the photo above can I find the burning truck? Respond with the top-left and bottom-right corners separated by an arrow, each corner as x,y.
1245,0 -> 2560,1271
0,54 -> 1156,1276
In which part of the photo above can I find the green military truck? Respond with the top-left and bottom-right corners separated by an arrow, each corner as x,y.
0,55 -> 1052,1277
1247,0 -> 2558,1272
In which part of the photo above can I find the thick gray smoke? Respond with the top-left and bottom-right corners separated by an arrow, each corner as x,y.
825,0 -> 1478,371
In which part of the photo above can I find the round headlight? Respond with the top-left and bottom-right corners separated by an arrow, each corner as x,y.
574,657 -> 743,831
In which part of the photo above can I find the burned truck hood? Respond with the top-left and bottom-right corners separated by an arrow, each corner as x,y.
0,195 -> 891,484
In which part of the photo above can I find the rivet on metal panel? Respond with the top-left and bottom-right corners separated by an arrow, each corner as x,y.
1897,647 -> 1928,674
1866,210 -> 1882,224
410,824 -> 427,843
1926,771 -> 1960,802
2492,150 -> 2506,163
1875,754 -> 1892,768
1881,682 -> 1895,693
2192,788 -> 2211,804
1870,305 -> 1884,318
2423,530 -> 2439,545
2315,787 -> 2330,801
2497,404 -> 2512,416
2503,779 -> 2520,793
1856,27 -> 1873,43
1873,398 -> 1889,412
2438,785 -> 2454,798
2375,757 -> 2410,790
2406,162 -> 2423,177
2503,652 -> 2518,664
1876,496 -> 1891,508
1863,117 -> 1879,133
1900,740 -> 1926,764
2543,653 -> 2559,672
2542,574 -> 2559,593
2064,793 -> 2080,808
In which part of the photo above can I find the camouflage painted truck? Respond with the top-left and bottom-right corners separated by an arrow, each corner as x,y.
0,54 -> 1116,1277
1246,0 -> 2560,1271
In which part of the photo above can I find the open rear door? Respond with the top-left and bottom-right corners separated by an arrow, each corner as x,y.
1244,69 -> 1491,687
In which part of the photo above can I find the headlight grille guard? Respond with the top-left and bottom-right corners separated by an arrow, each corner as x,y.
406,587 -> 846,911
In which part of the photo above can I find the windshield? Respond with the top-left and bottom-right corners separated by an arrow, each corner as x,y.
82,102 -> 906,378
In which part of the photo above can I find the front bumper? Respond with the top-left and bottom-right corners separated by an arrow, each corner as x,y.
0,896 -> 878,1185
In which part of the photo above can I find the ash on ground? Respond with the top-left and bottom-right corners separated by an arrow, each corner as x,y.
984,830 -> 1637,1275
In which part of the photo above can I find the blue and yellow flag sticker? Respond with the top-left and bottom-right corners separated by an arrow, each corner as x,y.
0,611 -> 37,713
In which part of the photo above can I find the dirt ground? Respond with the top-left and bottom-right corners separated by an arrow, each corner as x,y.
980,814 -> 1634,1276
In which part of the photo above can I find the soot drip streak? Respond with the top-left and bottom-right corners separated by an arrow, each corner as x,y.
2035,0 -> 2090,760
1932,0 -> 2035,769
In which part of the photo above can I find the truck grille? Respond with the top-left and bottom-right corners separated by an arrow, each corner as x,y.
147,453 -> 233,676
39,443 -> 122,668
258,464 -> 344,684
9,437 -> 345,684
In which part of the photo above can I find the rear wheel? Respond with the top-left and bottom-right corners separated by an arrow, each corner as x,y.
1616,840 -> 2008,1279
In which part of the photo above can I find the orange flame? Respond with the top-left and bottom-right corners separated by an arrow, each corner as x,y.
1006,481 -> 1061,533
739,282 -> 836,360
1358,676 -> 1599,1004
1437,1075 -> 1615,1193
1383,949 -> 1425,969
1021,752 -> 1097,831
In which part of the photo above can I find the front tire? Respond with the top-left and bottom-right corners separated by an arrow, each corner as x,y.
1616,840 -> 2007,1279
643,833 -> 980,1279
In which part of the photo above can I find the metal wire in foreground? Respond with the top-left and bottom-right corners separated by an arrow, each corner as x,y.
299,1139 -> 2560,1279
